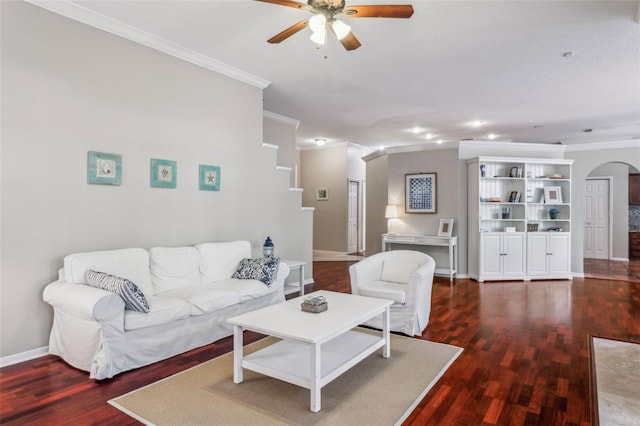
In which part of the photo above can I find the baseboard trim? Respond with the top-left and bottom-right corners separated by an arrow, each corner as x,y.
611,257 -> 629,262
0,346 -> 49,368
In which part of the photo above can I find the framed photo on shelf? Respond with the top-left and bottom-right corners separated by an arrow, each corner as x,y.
544,186 -> 562,203
316,188 -> 328,200
406,173 -> 437,213
508,191 -> 521,202
438,218 -> 454,237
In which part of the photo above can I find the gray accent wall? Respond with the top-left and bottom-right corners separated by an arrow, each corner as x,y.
0,2 -> 312,358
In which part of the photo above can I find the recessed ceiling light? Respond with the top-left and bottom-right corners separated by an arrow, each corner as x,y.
409,127 -> 422,134
315,138 -> 326,146
425,133 -> 435,140
469,120 -> 486,128
487,133 -> 498,140
378,145 -> 385,151
436,139 -> 444,144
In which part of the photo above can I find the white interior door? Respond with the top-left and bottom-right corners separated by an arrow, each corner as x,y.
347,180 -> 359,254
584,179 -> 609,259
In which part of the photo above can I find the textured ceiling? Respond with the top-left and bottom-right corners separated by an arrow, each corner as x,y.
48,1 -> 640,149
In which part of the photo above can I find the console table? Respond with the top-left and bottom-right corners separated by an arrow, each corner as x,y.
381,233 -> 458,282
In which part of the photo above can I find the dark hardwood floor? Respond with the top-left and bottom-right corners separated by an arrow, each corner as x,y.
1,261 -> 639,425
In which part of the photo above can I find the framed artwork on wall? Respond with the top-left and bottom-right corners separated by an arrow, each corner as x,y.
544,186 -> 562,204
316,188 -> 329,200
199,165 -> 221,191
150,159 -> 177,188
87,151 -> 122,185
438,218 -> 454,237
405,173 -> 437,213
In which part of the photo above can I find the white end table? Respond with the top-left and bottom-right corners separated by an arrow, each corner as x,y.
281,259 -> 306,296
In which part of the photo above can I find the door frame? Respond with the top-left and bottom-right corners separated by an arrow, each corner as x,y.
584,176 -> 613,260
346,179 -> 361,254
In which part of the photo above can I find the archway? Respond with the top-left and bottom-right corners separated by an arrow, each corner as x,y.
583,161 -> 640,279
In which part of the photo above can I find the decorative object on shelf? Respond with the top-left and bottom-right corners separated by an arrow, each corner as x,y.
527,223 -> 539,232
505,227 -> 516,232
301,295 -> 327,313
406,172 -> 437,213
502,207 -> 511,219
316,187 -> 328,200
549,173 -> 563,179
438,218 -> 454,237
480,164 -> 486,177
262,236 -> 274,258
543,186 -> 562,203
87,151 -> 122,185
508,191 -> 521,202
199,165 -> 221,191
509,166 -> 523,178
150,159 -> 177,188
549,208 -> 559,219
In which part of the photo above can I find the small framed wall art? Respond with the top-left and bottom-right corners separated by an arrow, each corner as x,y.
316,188 -> 329,200
87,151 -> 122,185
150,159 -> 177,188
199,165 -> 221,191
406,173 -> 437,213
438,218 -> 454,237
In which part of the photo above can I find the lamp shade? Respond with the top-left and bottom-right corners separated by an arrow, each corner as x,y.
385,205 -> 398,219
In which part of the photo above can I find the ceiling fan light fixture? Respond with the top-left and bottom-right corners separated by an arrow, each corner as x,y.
310,29 -> 326,45
309,13 -> 327,33
331,19 -> 351,40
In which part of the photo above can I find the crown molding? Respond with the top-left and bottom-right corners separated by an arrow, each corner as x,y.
26,0 -> 270,89
459,140 -> 567,153
563,139 -> 640,152
362,141 -> 459,162
263,111 -> 300,130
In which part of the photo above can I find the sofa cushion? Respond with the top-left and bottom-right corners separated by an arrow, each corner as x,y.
358,280 -> 407,305
232,257 -> 280,286
63,248 -> 153,296
86,270 -> 150,313
381,260 -> 418,284
150,247 -> 201,294
209,278 -> 276,302
160,286 -> 241,316
196,241 -> 251,283
124,295 -> 191,331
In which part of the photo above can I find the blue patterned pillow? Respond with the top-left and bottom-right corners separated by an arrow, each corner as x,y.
86,270 -> 150,313
232,257 -> 280,286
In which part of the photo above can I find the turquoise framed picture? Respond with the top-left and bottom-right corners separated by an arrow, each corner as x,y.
199,165 -> 221,191
150,159 -> 177,188
87,151 -> 122,185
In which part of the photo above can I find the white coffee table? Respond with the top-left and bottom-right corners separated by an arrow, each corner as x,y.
227,290 -> 393,412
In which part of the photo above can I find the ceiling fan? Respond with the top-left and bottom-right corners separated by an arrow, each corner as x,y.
255,0 -> 414,51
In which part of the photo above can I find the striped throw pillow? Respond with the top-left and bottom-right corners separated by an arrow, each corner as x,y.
86,270 -> 150,313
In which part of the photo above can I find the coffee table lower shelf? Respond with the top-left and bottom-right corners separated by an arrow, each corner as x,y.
242,330 -> 385,406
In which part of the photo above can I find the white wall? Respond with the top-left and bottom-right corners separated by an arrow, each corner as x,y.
263,113 -> 298,188
0,1 -> 312,358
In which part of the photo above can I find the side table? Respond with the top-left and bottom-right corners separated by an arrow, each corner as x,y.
281,259 -> 306,296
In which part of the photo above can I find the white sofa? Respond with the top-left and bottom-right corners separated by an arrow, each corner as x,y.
42,240 -> 290,380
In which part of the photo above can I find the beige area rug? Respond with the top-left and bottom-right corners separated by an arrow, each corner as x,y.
590,337 -> 640,425
313,250 -> 364,262
109,331 -> 462,425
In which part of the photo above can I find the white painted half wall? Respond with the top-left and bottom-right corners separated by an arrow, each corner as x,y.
0,2 -> 312,359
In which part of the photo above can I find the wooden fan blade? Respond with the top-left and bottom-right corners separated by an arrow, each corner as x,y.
343,5 -> 414,18
340,31 -> 362,51
267,19 -> 310,43
255,0 -> 312,11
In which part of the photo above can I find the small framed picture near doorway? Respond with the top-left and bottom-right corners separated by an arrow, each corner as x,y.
438,218 -> 454,237
406,173 -> 437,213
543,186 -> 562,204
316,188 -> 328,200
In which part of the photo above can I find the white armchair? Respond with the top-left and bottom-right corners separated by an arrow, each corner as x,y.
349,250 -> 436,336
